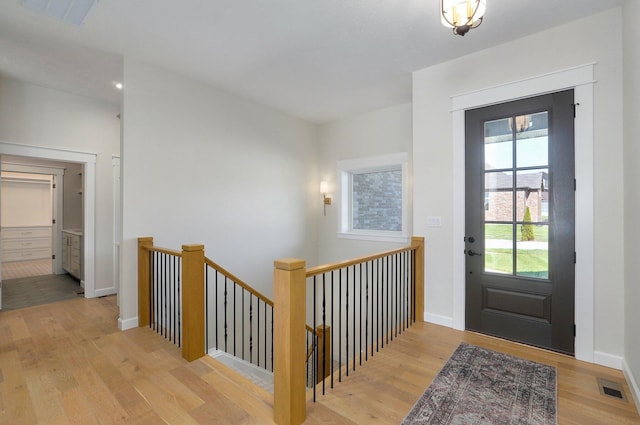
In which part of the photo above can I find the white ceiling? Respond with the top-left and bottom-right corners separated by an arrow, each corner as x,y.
0,0 -> 626,123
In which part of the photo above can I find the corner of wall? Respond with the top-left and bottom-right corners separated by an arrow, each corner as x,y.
118,316 -> 139,331
623,359 -> 640,415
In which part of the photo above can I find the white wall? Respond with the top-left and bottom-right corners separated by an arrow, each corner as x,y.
316,103 -> 413,264
0,78 -> 121,293
413,9 -> 624,358
119,59 -> 319,328
63,162 -> 83,230
623,0 -> 640,410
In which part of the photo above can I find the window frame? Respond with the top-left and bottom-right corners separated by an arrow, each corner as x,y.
337,152 -> 409,243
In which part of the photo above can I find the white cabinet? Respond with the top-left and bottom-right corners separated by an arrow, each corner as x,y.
62,230 -> 83,280
1,226 -> 52,262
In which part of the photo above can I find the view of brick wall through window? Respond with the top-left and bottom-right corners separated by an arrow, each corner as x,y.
484,171 -> 548,222
352,170 -> 402,231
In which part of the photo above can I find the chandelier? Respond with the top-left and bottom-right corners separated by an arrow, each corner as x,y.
441,0 -> 486,36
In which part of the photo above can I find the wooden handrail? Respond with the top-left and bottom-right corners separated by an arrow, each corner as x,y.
205,257 -> 274,307
142,245 -> 183,258
306,244 -> 417,277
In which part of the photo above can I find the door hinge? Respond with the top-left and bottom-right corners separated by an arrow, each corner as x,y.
52,254 -> 56,260
574,324 -> 576,337
572,102 -> 580,118
52,218 -> 56,224
53,183 -> 56,189
574,179 -> 577,191
574,252 -> 577,264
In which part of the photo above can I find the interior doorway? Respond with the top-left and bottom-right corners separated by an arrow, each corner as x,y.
0,159 -> 85,310
0,142 -> 97,310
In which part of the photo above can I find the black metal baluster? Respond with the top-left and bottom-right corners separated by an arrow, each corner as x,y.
162,253 -> 166,337
330,270 -> 334,389
203,263 -> 207,348
394,253 -> 398,338
264,303 -> 266,368
359,263 -> 363,366
365,261 -> 369,362
412,249 -> 416,323
177,258 -> 181,347
270,306 -> 274,372
322,273 -> 326,395
377,258 -> 381,352
345,267 -> 349,377
155,251 -> 160,334
242,289 -> 245,361
339,268 -> 342,382
249,294 -> 253,365
233,284 -> 237,356
170,256 -> 174,343
224,277 -> 228,352
352,266 -> 356,372
264,298 -> 267,370
149,251 -> 153,329
313,275 -> 317,402
215,271 -> 218,350
257,300 -> 261,367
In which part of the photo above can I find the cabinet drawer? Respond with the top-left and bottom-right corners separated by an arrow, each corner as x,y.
2,237 -> 51,252
2,248 -> 51,262
2,227 -> 51,239
71,237 -> 81,250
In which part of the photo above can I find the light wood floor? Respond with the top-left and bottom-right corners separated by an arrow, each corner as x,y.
0,296 -> 638,424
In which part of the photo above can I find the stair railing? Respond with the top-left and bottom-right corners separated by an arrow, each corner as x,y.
273,236 -> 424,425
138,236 -> 425,425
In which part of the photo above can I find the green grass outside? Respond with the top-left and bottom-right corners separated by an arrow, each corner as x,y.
485,248 -> 549,276
485,223 -> 548,242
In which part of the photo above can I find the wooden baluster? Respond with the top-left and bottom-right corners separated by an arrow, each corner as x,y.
273,258 -> 306,425
316,325 -> 331,383
138,237 -> 153,328
182,244 -> 205,361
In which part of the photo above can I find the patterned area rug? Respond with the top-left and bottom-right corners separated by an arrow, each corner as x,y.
401,342 -> 557,425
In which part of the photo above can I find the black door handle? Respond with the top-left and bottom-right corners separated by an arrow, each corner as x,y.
467,250 -> 482,256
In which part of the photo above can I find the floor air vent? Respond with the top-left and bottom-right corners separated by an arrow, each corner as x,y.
597,378 -> 627,401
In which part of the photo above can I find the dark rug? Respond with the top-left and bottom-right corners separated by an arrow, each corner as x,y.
2,273 -> 82,310
401,342 -> 557,425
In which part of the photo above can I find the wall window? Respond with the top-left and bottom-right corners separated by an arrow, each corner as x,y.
337,153 -> 409,242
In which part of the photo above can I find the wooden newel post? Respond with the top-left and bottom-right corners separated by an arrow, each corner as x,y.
182,244 -> 205,362
273,258 -> 306,425
316,325 -> 331,383
138,237 -> 154,328
412,236 -> 425,323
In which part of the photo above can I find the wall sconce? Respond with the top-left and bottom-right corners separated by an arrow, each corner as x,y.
320,181 -> 331,216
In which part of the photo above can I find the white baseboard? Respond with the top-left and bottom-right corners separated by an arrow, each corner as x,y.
424,312 -> 453,328
623,360 -> 640,415
118,316 -> 138,330
94,286 -> 117,298
594,351 -> 623,370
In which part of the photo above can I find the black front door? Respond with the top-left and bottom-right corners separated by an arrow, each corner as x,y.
465,90 -> 575,355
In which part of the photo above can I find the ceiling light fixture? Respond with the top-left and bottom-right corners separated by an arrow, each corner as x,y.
113,81 -> 123,90
441,0 -> 486,36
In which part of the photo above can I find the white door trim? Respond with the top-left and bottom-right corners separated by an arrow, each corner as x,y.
0,141 -> 98,298
450,63 -> 595,363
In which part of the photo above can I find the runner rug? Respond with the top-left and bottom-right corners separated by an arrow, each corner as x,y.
401,342 -> 557,425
